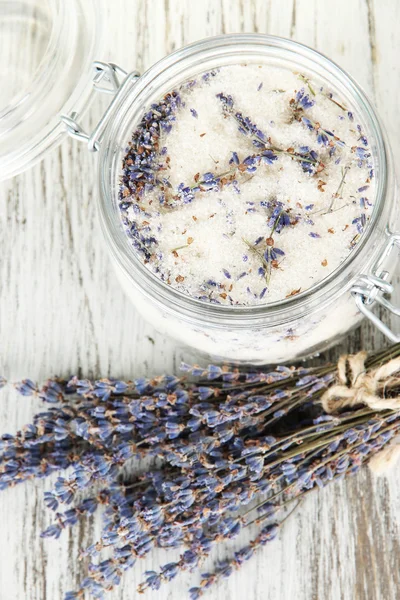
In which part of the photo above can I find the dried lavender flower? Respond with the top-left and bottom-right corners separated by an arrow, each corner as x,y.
0,345 -> 400,599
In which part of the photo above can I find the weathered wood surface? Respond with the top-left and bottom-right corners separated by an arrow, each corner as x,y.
1,1 -> 400,598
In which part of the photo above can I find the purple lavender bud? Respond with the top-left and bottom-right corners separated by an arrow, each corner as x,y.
229,151 -> 240,165
54,477 -> 76,504
190,367 -> 205,377
235,546 -> 254,564
180,550 -> 197,571
14,379 -> 38,397
343,429 -> 359,443
317,130 -> 329,146
41,523 -> 63,539
370,420 -> 383,433
296,375 -> 317,387
273,409 -> 286,418
205,364 -> 222,379
301,117 -> 314,130
296,88 -> 315,109
259,524 -> 279,544
355,147 -> 370,161
216,92 -> 234,109
313,415 -> 336,424
204,410 -> 220,427
281,462 -> 297,476
245,455 -> 264,474
336,456 -> 350,473
53,423 -> 70,442
114,381 -> 129,393
39,381 -> 64,403
261,149 -> 277,164
75,379 -> 93,397
307,381 -> 328,395
197,387 -> 214,400
257,502 -> 277,516
216,561 -> 233,578
160,562 -> 179,581
379,431 -> 394,443
143,571 -> 162,590
328,439 -> 341,453
44,492 -> 59,511
81,498 -> 98,514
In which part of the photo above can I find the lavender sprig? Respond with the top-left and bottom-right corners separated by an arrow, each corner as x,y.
189,522 -> 279,599
216,92 -> 323,174
173,149 -> 278,205
300,115 -> 346,151
243,200 -> 291,285
60,406 -> 400,598
1,344 -> 400,599
326,165 -> 351,212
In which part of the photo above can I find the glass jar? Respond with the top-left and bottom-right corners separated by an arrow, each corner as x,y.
85,34 -> 398,364
8,29 -> 400,364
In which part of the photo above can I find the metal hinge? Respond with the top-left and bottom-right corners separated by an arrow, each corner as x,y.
60,62 -> 140,152
351,233 -> 400,342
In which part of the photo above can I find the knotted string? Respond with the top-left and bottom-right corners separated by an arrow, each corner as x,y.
321,351 -> 400,414
321,350 -> 400,474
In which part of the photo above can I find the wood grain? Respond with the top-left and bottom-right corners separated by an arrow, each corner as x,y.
1,1 -> 400,598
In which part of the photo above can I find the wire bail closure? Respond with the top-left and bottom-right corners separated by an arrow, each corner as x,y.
60,62 -> 140,152
351,233 -> 400,342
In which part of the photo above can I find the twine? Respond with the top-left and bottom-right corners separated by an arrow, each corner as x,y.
321,350 -> 400,474
321,351 -> 400,414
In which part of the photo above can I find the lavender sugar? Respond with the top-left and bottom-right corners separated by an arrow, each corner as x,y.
119,65 -> 374,305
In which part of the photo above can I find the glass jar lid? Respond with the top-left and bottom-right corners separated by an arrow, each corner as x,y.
0,0 -> 105,181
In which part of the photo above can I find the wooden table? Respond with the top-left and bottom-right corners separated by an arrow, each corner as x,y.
1,1 -> 400,598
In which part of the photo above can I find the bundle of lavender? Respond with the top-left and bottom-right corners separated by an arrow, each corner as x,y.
1,344 -> 400,599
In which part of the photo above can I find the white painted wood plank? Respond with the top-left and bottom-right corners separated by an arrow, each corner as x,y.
1,1 -> 400,599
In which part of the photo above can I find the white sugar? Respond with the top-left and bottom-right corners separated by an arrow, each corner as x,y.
120,64 -> 374,305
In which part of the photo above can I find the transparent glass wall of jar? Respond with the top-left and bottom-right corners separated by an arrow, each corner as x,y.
112,260 -> 363,364
98,35 -> 399,364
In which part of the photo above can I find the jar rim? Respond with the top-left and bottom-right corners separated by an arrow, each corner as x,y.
99,33 -> 391,325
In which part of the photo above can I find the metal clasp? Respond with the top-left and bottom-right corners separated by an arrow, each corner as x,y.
351,233 -> 400,342
60,62 -> 140,152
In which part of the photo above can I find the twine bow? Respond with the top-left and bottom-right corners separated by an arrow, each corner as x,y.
321,351 -> 400,414
321,350 -> 400,474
